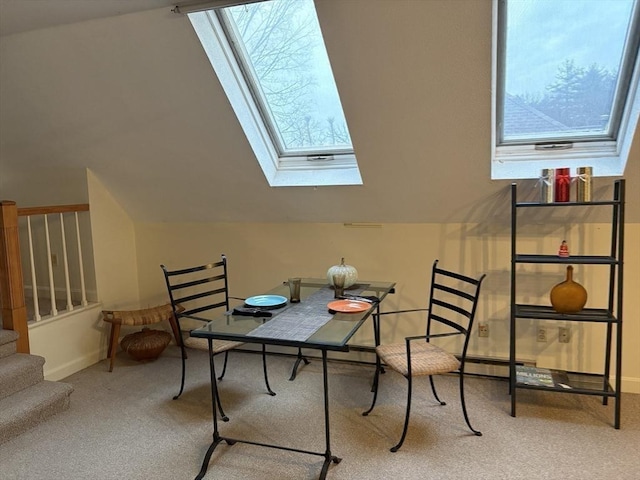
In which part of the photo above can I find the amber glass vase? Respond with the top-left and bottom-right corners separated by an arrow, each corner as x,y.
550,266 -> 587,314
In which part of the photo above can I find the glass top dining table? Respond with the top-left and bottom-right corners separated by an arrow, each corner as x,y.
188,277 -> 396,480
190,278 -> 396,351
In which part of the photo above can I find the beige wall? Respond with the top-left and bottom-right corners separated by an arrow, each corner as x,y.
134,220 -> 640,393
87,170 -> 139,309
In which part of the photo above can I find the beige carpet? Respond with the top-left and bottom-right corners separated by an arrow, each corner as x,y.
1,346 -> 638,480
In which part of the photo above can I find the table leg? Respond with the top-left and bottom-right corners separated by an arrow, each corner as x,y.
370,309 -> 385,391
319,349 -> 341,479
195,338 -> 227,480
289,347 -> 310,381
194,344 -> 341,480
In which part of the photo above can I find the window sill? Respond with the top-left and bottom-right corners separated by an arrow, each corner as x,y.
491,153 -> 627,180
491,135 -> 634,179
266,165 -> 362,187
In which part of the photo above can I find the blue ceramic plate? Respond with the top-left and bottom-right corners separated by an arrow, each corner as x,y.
244,295 -> 288,309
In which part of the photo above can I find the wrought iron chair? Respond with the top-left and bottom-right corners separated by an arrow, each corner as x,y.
363,259 -> 486,452
161,254 -> 275,420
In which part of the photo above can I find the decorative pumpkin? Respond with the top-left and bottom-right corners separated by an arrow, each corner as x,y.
327,257 -> 358,288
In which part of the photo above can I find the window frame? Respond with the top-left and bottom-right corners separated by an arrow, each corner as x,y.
188,7 -> 362,187
491,0 -> 640,180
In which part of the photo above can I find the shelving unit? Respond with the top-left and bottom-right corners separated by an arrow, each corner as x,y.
509,179 -> 625,428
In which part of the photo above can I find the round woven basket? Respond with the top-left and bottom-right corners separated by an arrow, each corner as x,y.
120,328 -> 172,361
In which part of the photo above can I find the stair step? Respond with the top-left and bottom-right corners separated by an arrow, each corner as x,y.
0,329 -> 19,359
0,353 -> 45,400
0,380 -> 73,445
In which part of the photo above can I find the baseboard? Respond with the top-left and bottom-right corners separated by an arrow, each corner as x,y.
620,376 -> 640,394
43,349 -> 104,381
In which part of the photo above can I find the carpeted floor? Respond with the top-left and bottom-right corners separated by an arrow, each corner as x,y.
1,346 -> 638,480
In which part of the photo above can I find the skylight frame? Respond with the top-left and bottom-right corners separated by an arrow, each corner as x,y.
216,7 -> 354,159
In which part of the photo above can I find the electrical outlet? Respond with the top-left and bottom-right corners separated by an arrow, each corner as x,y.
537,327 -> 547,342
51,253 -> 58,266
559,327 -> 570,343
478,324 -> 489,337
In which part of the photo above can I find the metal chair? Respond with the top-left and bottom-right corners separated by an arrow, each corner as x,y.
363,260 -> 486,452
161,254 -> 274,421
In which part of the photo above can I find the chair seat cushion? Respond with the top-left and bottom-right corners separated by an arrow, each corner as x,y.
183,336 -> 244,354
376,341 -> 460,377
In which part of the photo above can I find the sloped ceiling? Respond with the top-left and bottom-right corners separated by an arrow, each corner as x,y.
0,0 -> 176,36
0,0 -> 638,223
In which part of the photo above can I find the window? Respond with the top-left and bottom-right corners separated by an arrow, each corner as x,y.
187,0 -> 362,187
492,0 -> 640,179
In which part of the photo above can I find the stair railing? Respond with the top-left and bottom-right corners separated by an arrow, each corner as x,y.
0,201 -> 91,353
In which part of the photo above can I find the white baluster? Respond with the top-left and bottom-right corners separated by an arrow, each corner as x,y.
26,217 -> 41,322
60,213 -> 73,311
75,212 -> 88,306
44,214 -> 57,316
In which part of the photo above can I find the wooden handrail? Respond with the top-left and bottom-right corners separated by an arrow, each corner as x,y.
17,204 -> 89,216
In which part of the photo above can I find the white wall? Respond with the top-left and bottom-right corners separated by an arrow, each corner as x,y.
29,304 -> 103,380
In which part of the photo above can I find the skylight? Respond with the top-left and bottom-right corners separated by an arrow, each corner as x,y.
492,0 -> 640,179
187,0 -> 362,187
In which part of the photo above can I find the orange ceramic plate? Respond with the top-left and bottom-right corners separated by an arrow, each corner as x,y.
327,299 -> 371,313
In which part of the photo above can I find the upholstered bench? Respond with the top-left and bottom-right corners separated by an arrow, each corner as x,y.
102,304 -> 181,372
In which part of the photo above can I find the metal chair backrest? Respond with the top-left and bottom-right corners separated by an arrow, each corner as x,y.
160,254 -> 230,330
426,260 -> 485,357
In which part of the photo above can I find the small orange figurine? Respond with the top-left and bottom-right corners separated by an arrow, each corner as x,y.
558,240 -> 570,258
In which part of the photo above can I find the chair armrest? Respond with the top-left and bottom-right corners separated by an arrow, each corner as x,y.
371,308 -> 429,347
405,331 -> 461,342
177,313 -> 211,332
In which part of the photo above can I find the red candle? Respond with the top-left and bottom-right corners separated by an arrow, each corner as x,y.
555,168 -> 571,202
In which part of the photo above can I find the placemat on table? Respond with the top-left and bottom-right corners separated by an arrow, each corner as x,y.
246,284 -> 369,342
